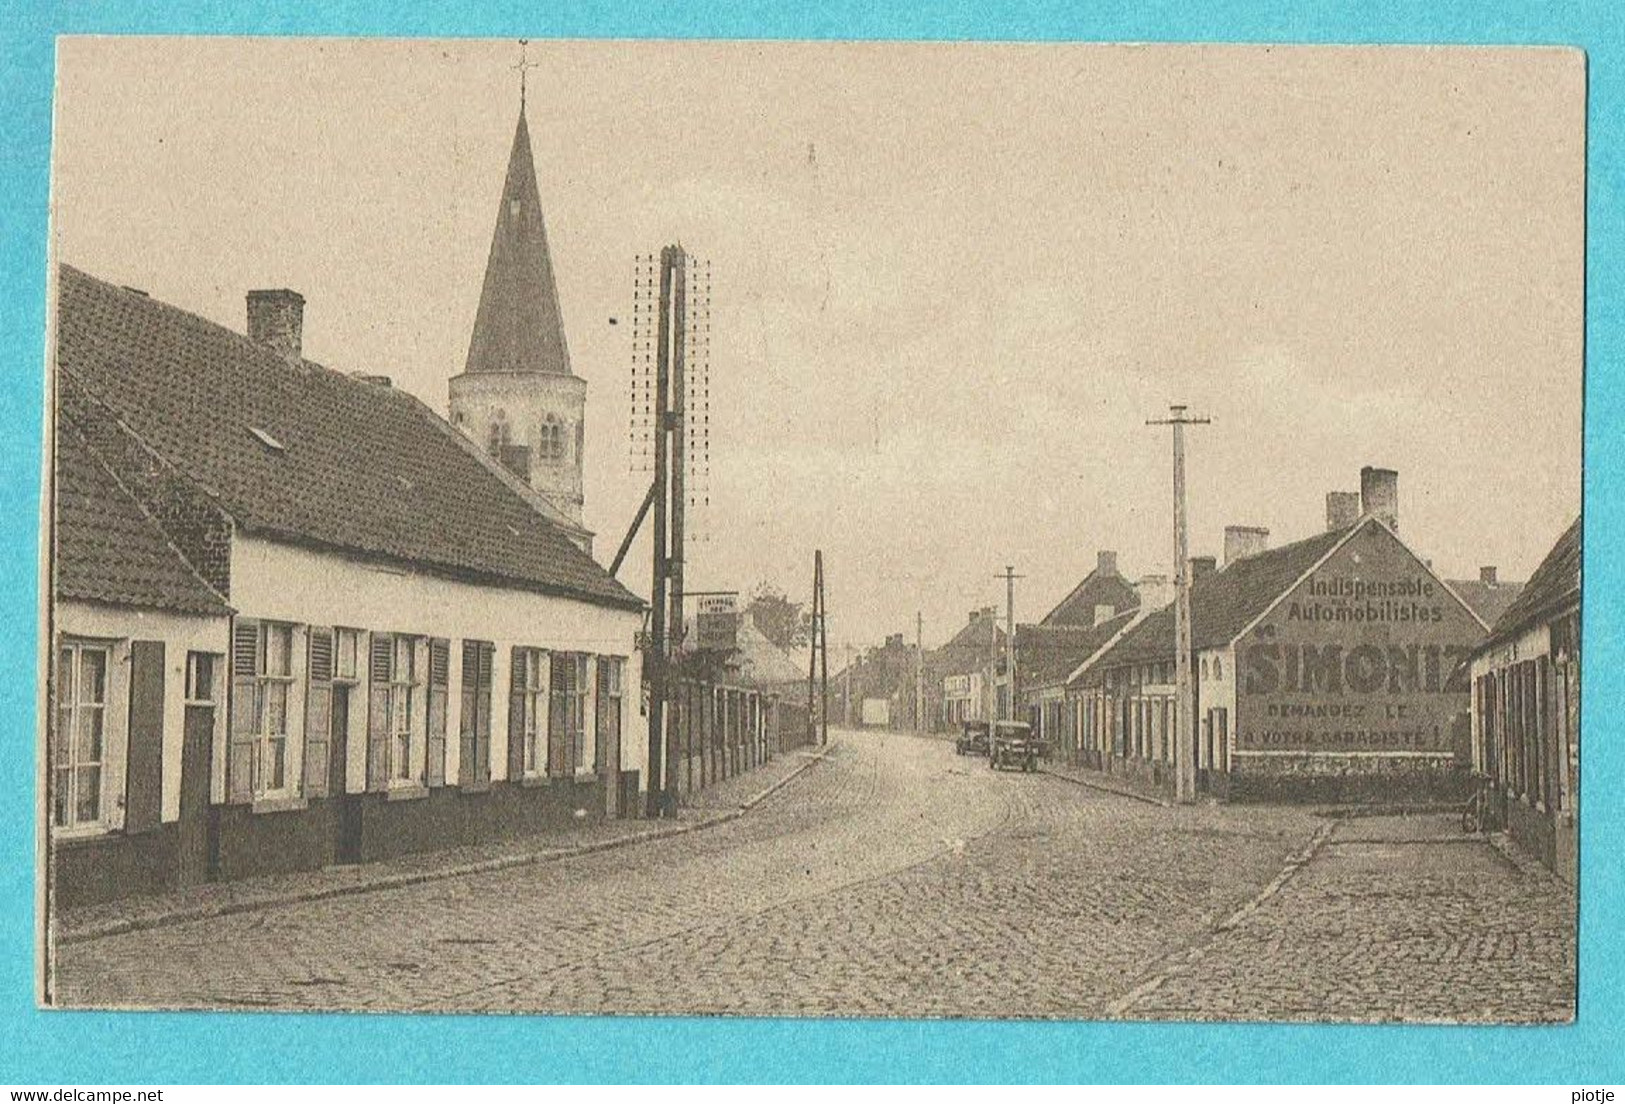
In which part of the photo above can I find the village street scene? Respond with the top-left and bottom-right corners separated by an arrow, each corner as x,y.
43,41 -> 1581,1022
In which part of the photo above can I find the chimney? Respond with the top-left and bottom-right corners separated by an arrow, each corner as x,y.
1135,573 -> 1174,610
1223,526 -> 1270,565
1360,466 -> 1399,531
246,289 -> 305,362
1480,566 -> 1498,587
1326,491 -> 1361,531
1096,550 -> 1119,577
1190,555 -> 1217,582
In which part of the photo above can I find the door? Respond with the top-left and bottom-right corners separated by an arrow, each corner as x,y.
177,652 -> 217,887
331,684 -> 363,864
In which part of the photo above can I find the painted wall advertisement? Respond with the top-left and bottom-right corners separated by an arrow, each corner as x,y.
1235,525 -> 1483,755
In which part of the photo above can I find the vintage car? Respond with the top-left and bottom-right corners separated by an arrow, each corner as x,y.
989,720 -> 1040,772
955,720 -> 991,756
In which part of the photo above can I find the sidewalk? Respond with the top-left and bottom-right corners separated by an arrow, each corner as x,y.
1041,759 -> 1173,807
54,742 -> 836,946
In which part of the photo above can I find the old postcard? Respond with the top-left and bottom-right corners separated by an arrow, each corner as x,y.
40,38 -> 1581,1021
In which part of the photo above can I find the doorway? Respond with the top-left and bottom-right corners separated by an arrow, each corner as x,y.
331,683 -> 363,865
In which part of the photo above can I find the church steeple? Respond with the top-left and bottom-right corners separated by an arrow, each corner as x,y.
449,91 -> 590,534
463,106 -> 574,378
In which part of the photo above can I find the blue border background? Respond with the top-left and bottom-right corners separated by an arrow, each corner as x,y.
1,0 -> 1619,1084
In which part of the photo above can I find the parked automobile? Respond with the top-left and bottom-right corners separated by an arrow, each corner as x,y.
989,720 -> 1040,772
956,720 -> 991,757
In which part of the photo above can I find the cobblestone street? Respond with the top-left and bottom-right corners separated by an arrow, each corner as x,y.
51,730 -> 1575,1021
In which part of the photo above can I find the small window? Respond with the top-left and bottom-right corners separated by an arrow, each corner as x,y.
334,628 -> 361,682
390,636 -> 418,781
488,412 -> 511,457
1214,657 -> 1223,680
185,652 -> 217,704
539,414 -> 565,463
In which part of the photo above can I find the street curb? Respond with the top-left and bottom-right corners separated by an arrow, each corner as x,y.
1040,765 -> 1172,808
1104,817 -> 1337,1017
740,746 -> 833,810
55,747 -> 838,948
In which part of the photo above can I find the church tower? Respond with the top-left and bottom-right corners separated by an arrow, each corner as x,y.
450,103 -> 587,528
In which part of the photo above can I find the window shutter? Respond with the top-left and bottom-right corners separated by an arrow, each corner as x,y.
303,627 -> 334,799
459,642 -> 479,787
228,621 -> 260,803
125,640 -> 165,833
367,632 -> 392,793
547,653 -> 568,778
476,644 -> 493,783
507,648 -> 527,780
427,638 -> 449,787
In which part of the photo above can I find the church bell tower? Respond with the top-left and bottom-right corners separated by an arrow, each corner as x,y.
449,100 -> 587,529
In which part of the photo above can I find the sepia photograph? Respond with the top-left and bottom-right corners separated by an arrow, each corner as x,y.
40,37 -> 1582,1024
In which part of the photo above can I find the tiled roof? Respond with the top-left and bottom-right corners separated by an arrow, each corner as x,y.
1040,568 -> 1139,627
55,265 -> 640,610
1445,578 -> 1526,629
462,108 -> 574,378
54,420 -> 231,617
930,615 -> 1007,678
1482,518 -> 1581,648
1087,523 -> 1357,673
1017,613 -> 1136,690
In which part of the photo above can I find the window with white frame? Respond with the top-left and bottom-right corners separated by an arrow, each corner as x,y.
570,653 -> 590,771
389,635 -> 417,781
238,621 -> 297,797
54,641 -> 110,829
515,647 -> 546,776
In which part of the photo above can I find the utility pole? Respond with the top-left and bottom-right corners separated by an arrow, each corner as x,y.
645,248 -> 675,818
807,550 -> 829,746
915,611 -> 925,733
995,567 -> 1025,726
1146,404 -> 1211,805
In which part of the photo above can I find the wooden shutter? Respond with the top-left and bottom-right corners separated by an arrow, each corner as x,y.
459,641 -> 480,787
303,627 -> 334,799
508,648 -> 527,781
228,621 -> 260,804
548,653 -> 571,778
124,640 -> 165,833
475,643 -> 493,783
427,638 -> 449,787
367,632 -> 392,793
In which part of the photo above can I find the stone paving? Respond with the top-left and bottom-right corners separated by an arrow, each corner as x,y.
49,729 -> 1575,1022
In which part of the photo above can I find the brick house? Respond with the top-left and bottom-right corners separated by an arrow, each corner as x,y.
1468,518 -> 1581,882
1072,470 -> 1492,803
46,105 -> 650,908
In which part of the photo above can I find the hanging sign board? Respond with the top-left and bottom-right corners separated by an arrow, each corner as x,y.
696,594 -> 741,652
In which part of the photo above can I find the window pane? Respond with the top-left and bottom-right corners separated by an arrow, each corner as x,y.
395,638 -> 414,680
265,625 -> 291,676
336,630 -> 358,679
81,649 -> 106,704
75,766 -> 100,823
394,732 -> 410,779
265,682 -> 288,734
57,648 -> 74,709
77,705 -> 104,764
266,737 -> 286,791
54,706 -> 72,765
53,768 -> 70,826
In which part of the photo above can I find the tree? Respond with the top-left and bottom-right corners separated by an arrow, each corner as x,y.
747,581 -> 811,651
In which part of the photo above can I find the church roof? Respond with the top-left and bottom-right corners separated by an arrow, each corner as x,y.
54,265 -> 639,611
462,108 -> 575,378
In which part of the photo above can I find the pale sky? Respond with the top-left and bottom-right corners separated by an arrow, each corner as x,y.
51,39 -> 1584,651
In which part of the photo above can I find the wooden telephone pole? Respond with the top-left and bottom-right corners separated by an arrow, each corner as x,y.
993,567 -> 1025,724
915,611 -> 925,733
1146,404 -> 1210,805
807,550 -> 829,746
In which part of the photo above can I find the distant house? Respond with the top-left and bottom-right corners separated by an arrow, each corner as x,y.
1447,566 -> 1526,629
929,608 -> 1007,729
1039,550 -> 1140,628
1469,518 -> 1581,882
1071,470 -> 1492,803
